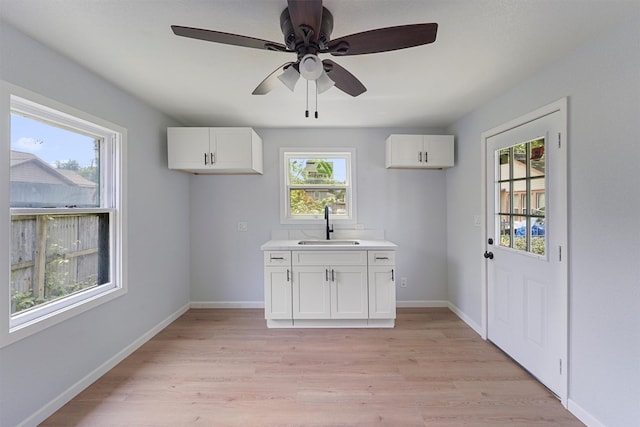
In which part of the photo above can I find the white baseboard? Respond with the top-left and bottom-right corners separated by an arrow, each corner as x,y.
447,301 -> 483,336
396,300 -> 449,308
567,399 -> 604,427
18,303 -> 190,427
190,301 -> 264,309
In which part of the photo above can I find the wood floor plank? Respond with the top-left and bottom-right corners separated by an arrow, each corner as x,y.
41,308 -> 583,426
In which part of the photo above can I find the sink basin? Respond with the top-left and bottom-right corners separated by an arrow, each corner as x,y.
298,240 -> 360,245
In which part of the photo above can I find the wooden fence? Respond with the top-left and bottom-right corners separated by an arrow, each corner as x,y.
10,213 -> 103,313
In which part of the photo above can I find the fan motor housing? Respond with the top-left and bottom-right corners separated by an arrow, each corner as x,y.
280,7 -> 333,51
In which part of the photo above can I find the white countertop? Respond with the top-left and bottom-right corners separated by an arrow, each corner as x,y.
261,239 -> 397,251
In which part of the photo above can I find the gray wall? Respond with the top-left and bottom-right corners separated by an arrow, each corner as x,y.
0,21 -> 191,426
189,128 -> 450,305
446,12 -> 640,426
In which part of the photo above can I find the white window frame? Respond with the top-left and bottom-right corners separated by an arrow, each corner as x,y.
1,83 -> 127,347
280,147 -> 356,225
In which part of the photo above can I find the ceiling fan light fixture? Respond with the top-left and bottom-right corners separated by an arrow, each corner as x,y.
316,70 -> 335,93
299,54 -> 323,80
277,65 -> 300,91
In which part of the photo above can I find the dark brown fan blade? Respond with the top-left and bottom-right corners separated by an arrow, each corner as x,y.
172,25 -> 287,52
326,23 -> 438,56
287,0 -> 323,42
252,62 -> 295,95
323,60 -> 366,97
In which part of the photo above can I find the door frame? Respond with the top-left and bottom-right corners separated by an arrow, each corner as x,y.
480,98 -> 569,406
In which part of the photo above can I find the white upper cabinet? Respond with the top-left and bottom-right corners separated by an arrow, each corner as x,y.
385,134 -> 454,169
168,127 -> 263,174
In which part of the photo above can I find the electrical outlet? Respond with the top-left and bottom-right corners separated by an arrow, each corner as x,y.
400,277 -> 408,288
237,222 -> 248,232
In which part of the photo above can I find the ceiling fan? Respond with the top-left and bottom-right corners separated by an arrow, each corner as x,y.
171,0 -> 438,98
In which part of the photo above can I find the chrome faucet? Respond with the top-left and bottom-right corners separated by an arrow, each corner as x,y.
324,205 -> 334,240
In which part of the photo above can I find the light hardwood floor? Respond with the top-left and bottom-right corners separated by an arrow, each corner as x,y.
42,308 -> 584,426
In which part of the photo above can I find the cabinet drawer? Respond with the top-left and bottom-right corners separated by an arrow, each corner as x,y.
264,251 -> 291,266
368,251 -> 395,266
293,251 -> 367,266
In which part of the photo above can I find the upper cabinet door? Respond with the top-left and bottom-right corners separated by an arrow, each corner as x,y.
212,128 -> 257,171
385,134 -> 454,169
423,135 -> 454,168
385,134 -> 424,167
168,127 -> 211,170
168,127 -> 263,174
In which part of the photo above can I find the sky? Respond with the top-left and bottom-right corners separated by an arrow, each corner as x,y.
10,113 -> 97,168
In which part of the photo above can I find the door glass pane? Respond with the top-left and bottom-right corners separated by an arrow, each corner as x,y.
494,137 -> 546,255
498,148 -> 510,180
512,143 -> 527,179
498,181 -> 510,214
499,214 -> 511,248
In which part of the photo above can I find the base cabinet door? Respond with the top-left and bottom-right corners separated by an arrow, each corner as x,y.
331,266 -> 369,319
368,266 -> 396,319
264,267 -> 292,320
293,267 -> 331,319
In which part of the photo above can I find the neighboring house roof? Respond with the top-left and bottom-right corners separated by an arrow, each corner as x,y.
10,150 -> 96,188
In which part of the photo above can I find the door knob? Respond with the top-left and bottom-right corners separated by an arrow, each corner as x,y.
484,251 -> 494,259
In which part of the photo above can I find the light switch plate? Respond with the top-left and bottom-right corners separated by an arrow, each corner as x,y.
237,222 -> 248,232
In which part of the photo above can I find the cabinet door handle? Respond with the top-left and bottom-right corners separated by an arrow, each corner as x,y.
418,152 -> 422,162
331,269 -> 335,282
391,269 -> 395,281
287,269 -> 290,282
424,151 -> 428,163
210,152 -> 215,164
204,153 -> 208,165
325,269 -> 329,282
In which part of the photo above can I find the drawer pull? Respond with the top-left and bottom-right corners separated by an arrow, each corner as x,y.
375,256 -> 389,260
270,256 -> 285,260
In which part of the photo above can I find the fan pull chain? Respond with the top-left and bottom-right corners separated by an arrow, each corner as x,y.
315,83 -> 319,119
305,80 -> 309,118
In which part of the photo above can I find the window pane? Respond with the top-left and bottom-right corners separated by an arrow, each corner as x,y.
288,157 -> 347,185
10,113 -> 100,208
290,188 -> 346,216
11,213 -> 110,315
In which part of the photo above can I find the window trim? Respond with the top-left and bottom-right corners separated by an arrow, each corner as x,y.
279,147 -> 357,225
1,83 -> 127,347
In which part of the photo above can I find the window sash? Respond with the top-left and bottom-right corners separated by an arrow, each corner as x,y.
4,89 -> 125,341
281,150 -> 355,224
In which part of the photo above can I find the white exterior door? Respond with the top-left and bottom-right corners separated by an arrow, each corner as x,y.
484,100 -> 567,400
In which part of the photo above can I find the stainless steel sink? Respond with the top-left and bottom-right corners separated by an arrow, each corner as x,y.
297,240 -> 360,245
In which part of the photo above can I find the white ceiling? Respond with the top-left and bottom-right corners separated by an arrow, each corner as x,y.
1,0 -> 638,128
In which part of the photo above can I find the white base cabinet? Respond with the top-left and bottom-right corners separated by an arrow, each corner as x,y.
168,127 -> 263,174
385,134 -> 454,169
264,249 -> 396,328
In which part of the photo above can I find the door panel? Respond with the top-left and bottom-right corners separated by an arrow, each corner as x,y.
485,106 -> 566,397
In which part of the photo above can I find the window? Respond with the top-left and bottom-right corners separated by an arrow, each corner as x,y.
496,138 -> 546,255
8,94 -> 125,335
281,149 -> 355,224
